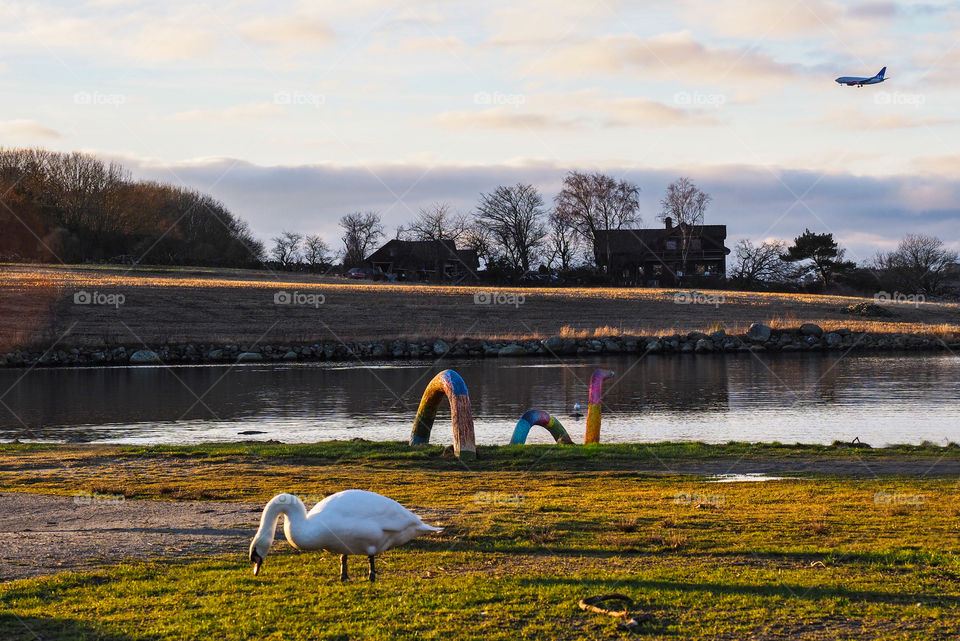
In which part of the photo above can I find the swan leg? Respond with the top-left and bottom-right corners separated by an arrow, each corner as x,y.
368,555 -> 376,582
339,554 -> 349,581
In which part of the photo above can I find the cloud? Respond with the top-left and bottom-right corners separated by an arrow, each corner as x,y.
168,102 -> 284,123
683,0 -> 905,38
0,120 -> 62,139
126,23 -> 217,61
681,0 -> 845,38
397,36 -> 465,53
604,97 -> 723,127
485,0 -> 621,46
817,107 -> 955,130
912,154 -> 960,175
238,15 -> 335,48
527,31 -> 804,84
435,107 -> 580,130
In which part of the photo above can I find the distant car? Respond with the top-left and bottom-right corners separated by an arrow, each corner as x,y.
346,267 -> 388,281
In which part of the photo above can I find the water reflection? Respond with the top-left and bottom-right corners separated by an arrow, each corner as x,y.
1,352 -> 958,446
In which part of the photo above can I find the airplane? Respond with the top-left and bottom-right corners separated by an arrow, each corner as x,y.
835,66 -> 887,87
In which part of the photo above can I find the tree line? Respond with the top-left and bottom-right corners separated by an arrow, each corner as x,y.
732,231 -> 959,296
272,172 -> 707,277
0,148 -> 263,266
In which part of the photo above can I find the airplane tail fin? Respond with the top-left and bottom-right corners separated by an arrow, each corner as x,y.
877,66 -> 887,79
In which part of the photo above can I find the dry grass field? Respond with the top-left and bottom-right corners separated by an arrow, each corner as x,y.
2,263 -> 959,352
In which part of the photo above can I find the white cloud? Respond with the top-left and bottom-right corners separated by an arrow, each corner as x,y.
913,154 -> 960,176
681,0 -> 846,38
604,97 -> 722,127
126,23 -> 218,61
168,102 -> 284,122
818,107 -> 956,130
435,107 -> 581,130
239,15 -> 335,48
397,36 -> 465,53
528,31 -> 803,84
486,0 -> 620,46
0,119 -> 62,139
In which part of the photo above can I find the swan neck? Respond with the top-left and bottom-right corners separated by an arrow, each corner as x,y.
257,495 -> 309,548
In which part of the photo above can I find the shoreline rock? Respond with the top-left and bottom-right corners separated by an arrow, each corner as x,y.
2,325 -> 955,369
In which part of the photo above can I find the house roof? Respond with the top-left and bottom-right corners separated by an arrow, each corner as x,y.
367,238 -> 479,271
594,225 -> 729,258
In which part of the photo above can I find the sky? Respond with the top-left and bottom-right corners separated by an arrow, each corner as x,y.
1,0 -> 959,264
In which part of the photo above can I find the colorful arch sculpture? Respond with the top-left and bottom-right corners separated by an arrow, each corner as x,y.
584,369 -> 615,444
409,369 -> 477,459
509,409 -> 573,445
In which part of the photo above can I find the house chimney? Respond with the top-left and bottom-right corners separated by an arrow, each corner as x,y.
664,216 -> 673,229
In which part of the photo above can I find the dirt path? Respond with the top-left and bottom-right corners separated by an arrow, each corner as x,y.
0,493 -> 258,582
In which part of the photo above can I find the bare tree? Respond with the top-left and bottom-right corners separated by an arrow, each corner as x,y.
545,208 -> 581,271
339,211 -> 384,267
302,234 -> 332,269
554,171 -> 641,269
461,220 -> 495,268
660,177 -> 710,283
731,239 -> 790,287
873,234 -> 958,295
271,230 -> 302,269
475,184 -> 547,272
400,202 -> 470,244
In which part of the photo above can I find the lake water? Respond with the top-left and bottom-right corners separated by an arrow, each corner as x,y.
1,352 -> 959,446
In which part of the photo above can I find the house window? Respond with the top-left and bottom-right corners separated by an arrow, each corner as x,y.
690,238 -> 702,250
665,240 -> 677,250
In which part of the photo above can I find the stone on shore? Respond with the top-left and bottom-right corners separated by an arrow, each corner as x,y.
800,323 -> 823,337
498,344 -> 526,357
747,323 -> 772,343
129,349 -> 161,365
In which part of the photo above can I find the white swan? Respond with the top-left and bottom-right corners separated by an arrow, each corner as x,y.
248,490 -> 443,581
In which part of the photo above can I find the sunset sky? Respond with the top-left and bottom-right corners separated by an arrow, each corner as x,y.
1,0 -> 959,262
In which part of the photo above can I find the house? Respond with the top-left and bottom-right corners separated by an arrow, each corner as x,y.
367,239 -> 479,282
594,217 -> 730,287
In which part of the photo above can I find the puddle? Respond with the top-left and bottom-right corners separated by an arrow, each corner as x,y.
706,473 -> 804,483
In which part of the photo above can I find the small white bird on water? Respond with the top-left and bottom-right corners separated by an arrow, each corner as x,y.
249,490 -> 442,581
570,402 -> 583,419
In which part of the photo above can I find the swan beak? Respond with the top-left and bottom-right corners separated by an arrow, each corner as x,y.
251,551 -> 263,576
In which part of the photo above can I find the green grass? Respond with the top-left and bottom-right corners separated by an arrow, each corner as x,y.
2,443 -> 960,639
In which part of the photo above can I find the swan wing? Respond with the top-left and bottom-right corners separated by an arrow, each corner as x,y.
310,489 -> 430,532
